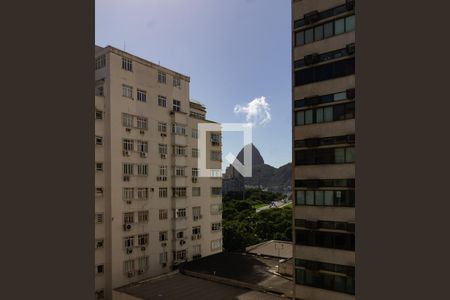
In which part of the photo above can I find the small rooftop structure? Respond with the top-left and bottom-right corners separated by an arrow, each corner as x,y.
246,240 -> 293,259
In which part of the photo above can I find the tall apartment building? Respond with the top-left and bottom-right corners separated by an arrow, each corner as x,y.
291,1 -> 355,299
95,45 -> 223,299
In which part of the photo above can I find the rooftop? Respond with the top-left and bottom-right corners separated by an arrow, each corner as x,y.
246,240 -> 293,259
115,272 -> 284,300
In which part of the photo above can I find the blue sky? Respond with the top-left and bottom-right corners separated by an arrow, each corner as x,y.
96,0 -> 292,170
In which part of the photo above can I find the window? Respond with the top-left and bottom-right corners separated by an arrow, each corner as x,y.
158,71 -> 166,84
174,145 -> 187,156
174,250 -> 187,260
124,259 -> 134,274
122,85 -> 133,99
95,109 -> 103,120
136,117 -> 147,130
95,239 -> 104,249
175,208 -> 187,218
176,231 -> 185,239
173,99 -> 181,112
137,188 -> 149,200
173,77 -> 181,87
96,136 -> 103,146
192,226 -> 201,235
172,123 -> 186,135
159,231 -> 168,241
122,57 -> 133,71
295,229 -> 355,251
295,268 -> 354,295
210,204 -> 223,215
159,144 -> 168,155
122,113 -> 134,127
192,168 -> 199,177
192,148 -> 199,158
211,187 -> 222,196
295,58 -> 355,86
191,129 -> 198,139
295,147 -> 355,165
124,236 -> 135,248
95,264 -> 104,275
210,151 -> 222,161
159,165 -> 168,176
172,187 -> 187,198
96,162 -> 103,172
138,211 -> 149,223
193,244 -> 201,256
137,164 -> 148,176
95,55 -> 106,70
159,188 -> 168,198
160,252 -> 168,264
137,89 -> 146,102
192,187 -> 201,197
295,190 -> 355,207
211,222 -> 222,232
95,85 -> 104,96
137,140 -> 148,153
211,239 -> 222,251
123,188 -> 134,200
158,95 -> 167,107
123,139 -> 134,151
210,133 -> 221,146
137,256 -> 149,271
123,163 -> 134,175
192,207 -> 201,219
138,234 -> 149,246
294,14 -> 355,47
295,102 -> 355,126
124,212 -> 134,224
95,213 -> 104,224
159,209 -> 168,220
158,122 -> 167,133
174,166 -> 186,177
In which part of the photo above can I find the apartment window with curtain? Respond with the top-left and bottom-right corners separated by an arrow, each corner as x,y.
122,84 -> 133,99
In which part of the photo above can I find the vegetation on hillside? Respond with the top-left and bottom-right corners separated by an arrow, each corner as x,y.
222,188 -> 292,251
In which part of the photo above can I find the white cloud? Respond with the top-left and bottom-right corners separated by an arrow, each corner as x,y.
234,96 -> 271,126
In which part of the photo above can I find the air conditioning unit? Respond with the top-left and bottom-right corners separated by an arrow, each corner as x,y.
161,242 -> 167,247
140,152 -> 147,158
140,130 -> 145,135
96,241 -> 103,249
123,150 -> 130,156
160,154 -> 167,159
304,53 -> 320,66
150,188 -> 155,192
127,272 -> 133,278
346,43 -> 355,55
141,246 -> 146,251
170,111 -> 175,115
126,200 -> 132,204
123,223 -> 132,231
161,133 -> 167,137
137,269 -> 143,275
346,0 -> 355,11
304,10 -> 319,24
192,177 -> 198,183
123,175 -> 130,182
179,240 -> 186,246
126,248 -> 133,254
346,88 -> 356,99
126,128 -> 131,132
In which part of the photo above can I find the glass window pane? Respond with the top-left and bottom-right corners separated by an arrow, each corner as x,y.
345,15 -> 355,32
334,92 -> 347,101
305,28 -> 314,44
324,191 -> 334,206
296,111 -> 305,125
296,31 -> 304,46
316,108 -> 324,123
314,25 -> 323,41
346,147 -> 355,162
335,148 -> 346,163
296,190 -> 305,205
334,18 -> 345,35
324,106 -> 333,122
306,191 -> 315,205
305,110 -> 313,124
334,275 -> 347,293
315,191 -> 324,205
324,22 -> 333,38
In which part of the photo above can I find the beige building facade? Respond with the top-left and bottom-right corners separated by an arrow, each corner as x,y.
292,0 -> 355,299
95,45 -> 223,299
